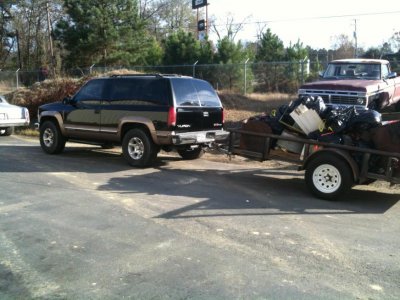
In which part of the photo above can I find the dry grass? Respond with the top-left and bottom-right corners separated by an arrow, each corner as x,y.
14,128 -> 39,137
0,81 -> 14,95
6,77 -> 87,121
219,91 -> 295,124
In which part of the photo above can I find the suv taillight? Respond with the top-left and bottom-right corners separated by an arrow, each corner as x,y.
222,108 -> 225,124
168,107 -> 176,127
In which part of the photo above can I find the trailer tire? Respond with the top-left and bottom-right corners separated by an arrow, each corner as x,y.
305,154 -> 353,200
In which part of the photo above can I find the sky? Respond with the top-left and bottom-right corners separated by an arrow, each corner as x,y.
203,0 -> 400,50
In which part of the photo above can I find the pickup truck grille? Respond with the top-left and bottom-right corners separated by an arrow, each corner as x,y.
330,95 -> 364,105
299,91 -> 367,106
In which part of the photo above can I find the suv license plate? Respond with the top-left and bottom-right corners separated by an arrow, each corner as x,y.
197,132 -> 216,143
206,132 -> 216,139
196,133 -> 208,143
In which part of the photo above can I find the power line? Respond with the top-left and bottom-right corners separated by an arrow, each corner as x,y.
150,10 -> 400,32
210,10 -> 400,28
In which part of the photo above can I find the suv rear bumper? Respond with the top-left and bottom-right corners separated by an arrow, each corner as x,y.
0,120 -> 29,127
171,129 -> 229,145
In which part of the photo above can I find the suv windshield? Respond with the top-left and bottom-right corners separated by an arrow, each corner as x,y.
324,63 -> 381,80
171,78 -> 221,107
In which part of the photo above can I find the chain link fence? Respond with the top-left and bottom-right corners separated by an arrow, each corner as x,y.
70,60 -> 318,94
1,58 -> 399,95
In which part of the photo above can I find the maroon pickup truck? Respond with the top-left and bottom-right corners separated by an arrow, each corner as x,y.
298,59 -> 400,111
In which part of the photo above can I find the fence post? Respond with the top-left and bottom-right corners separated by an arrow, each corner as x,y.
300,60 -> 304,85
300,56 -> 309,85
244,58 -> 249,95
16,68 -> 20,89
192,61 -> 198,78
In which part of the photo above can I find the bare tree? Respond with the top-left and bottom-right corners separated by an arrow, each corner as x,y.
211,13 -> 251,42
0,2 -> 14,68
388,31 -> 400,53
140,0 -> 196,40
2,0 -> 64,71
330,34 -> 355,59
139,0 -> 167,20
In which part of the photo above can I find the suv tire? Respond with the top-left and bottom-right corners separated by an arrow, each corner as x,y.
40,121 -> 66,154
177,145 -> 204,160
122,128 -> 157,167
0,127 -> 13,136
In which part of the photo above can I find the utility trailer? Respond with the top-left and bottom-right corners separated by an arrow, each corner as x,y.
227,129 -> 400,200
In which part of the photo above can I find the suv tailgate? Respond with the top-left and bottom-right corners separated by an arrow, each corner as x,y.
171,78 -> 224,133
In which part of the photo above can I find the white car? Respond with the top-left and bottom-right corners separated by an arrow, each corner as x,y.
0,95 -> 30,136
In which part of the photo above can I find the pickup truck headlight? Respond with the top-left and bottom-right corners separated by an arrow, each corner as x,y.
357,98 -> 365,105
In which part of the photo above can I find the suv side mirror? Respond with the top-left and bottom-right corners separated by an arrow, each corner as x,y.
318,71 -> 325,78
63,97 -> 76,105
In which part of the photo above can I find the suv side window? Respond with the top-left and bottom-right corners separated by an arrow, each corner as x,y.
74,79 -> 106,101
109,78 -> 169,105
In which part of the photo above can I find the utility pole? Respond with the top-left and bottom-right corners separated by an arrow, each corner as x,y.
16,30 -> 22,70
193,0 -> 208,40
353,19 -> 358,58
46,1 -> 55,76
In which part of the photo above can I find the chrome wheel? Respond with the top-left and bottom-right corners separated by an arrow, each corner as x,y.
312,164 -> 341,194
128,137 -> 144,160
39,121 -> 66,154
122,128 -> 157,167
43,128 -> 55,147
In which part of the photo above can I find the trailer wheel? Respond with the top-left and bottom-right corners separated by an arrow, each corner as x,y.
305,154 -> 353,200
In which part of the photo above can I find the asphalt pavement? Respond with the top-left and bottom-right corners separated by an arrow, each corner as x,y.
0,135 -> 399,299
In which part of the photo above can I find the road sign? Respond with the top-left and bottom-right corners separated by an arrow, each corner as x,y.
198,20 -> 206,31
192,0 -> 207,9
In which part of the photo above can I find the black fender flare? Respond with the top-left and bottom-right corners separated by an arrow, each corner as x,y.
39,111 -> 65,135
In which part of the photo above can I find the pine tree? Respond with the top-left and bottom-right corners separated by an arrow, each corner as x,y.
55,0 -> 161,68
254,28 -> 285,92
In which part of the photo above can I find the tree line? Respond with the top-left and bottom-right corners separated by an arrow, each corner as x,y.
1,0 -> 399,92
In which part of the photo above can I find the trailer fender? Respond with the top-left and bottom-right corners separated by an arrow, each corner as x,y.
302,148 -> 360,182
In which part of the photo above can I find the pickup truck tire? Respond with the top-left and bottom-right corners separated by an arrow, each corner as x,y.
395,101 -> 400,112
0,127 -> 13,136
122,128 -> 157,167
305,154 -> 353,200
177,145 -> 204,160
39,121 -> 66,154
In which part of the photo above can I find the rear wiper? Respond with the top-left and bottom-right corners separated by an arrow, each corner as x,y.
180,101 -> 198,106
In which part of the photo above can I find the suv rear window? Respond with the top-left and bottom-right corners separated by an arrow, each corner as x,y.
171,78 -> 221,107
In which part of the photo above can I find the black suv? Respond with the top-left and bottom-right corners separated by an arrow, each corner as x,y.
38,74 -> 228,167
